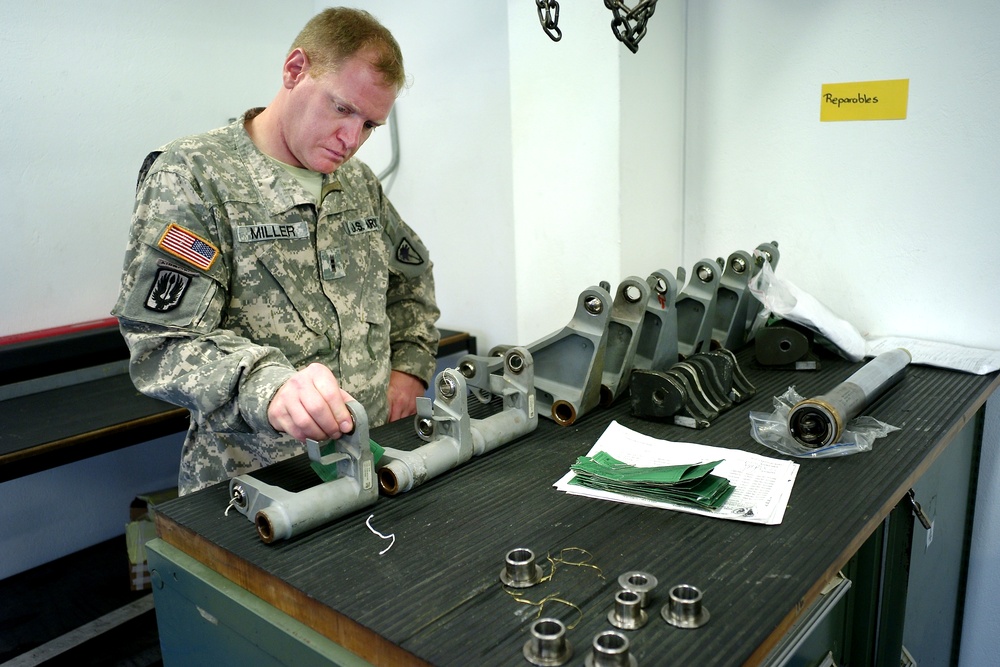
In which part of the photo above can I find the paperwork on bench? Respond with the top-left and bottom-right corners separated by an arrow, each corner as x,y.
554,421 -> 799,525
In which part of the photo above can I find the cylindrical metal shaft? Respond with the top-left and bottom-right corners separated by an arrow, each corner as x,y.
788,348 -> 911,448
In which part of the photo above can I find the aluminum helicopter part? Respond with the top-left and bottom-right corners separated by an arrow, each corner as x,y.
667,363 -> 722,426
600,276 -> 651,406
629,365 -> 717,429
788,348 -> 911,448
377,347 -> 537,495
711,250 -> 755,349
755,319 -> 818,369
226,400 -> 375,543
689,352 -> 736,404
584,630 -> 637,667
500,547 -> 544,589
745,240 -> 781,336
523,617 -> 573,666
520,285 -> 613,426
608,589 -> 648,630
632,269 -> 682,373
708,347 -> 756,403
679,357 -> 732,411
629,348 -> 754,427
675,258 -> 721,359
660,584 -> 710,629
618,571 -> 658,609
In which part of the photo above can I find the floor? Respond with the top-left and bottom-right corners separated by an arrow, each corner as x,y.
0,536 -> 162,667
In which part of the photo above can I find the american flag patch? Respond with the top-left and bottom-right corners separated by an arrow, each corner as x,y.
157,223 -> 219,270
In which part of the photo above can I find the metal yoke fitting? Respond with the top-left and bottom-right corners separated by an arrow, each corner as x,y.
227,400 -> 376,543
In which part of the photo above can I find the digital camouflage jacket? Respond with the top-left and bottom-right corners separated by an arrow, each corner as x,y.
112,110 -> 440,494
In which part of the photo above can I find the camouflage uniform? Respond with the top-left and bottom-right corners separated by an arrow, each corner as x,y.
113,109 -> 440,495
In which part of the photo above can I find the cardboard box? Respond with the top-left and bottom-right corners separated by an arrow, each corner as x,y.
126,487 -> 177,591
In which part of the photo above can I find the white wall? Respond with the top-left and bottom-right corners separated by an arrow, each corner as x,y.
683,3 -> 1000,665
337,1 -> 520,352
0,1 -> 314,337
0,1 -> 316,576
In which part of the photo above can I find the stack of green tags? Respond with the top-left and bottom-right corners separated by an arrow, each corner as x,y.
310,439 -> 385,483
568,451 -> 735,510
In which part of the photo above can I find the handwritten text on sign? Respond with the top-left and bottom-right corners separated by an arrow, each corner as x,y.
820,79 -> 909,121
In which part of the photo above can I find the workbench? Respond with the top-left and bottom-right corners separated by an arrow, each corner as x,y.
146,346 -> 999,666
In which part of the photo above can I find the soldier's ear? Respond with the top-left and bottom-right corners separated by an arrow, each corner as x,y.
283,49 -> 310,90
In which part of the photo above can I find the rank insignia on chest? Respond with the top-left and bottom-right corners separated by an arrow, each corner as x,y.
320,248 -> 346,281
343,217 -> 381,236
396,237 -> 424,266
157,223 -> 219,270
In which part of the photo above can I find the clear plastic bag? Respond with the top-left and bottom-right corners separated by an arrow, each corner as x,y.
749,387 -> 900,458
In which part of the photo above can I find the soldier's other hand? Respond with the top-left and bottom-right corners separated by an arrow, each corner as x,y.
387,370 -> 426,422
268,363 -> 355,441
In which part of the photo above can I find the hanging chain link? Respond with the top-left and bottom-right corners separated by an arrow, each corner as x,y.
536,0 -> 562,42
533,0 -> 658,53
604,0 -> 658,53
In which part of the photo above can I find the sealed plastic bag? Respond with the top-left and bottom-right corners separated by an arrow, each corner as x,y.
749,387 -> 900,458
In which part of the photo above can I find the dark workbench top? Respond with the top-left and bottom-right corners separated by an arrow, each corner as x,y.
152,347 -> 999,666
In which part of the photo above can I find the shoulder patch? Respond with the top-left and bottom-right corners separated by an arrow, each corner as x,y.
158,223 -> 219,270
145,266 -> 192,312
396,238 -> 424,266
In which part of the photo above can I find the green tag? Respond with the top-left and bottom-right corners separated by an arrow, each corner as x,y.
569,451 -> 735,510
310,439 -> 384,483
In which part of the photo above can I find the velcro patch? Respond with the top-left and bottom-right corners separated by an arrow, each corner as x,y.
157,223 -> 219,270
145,267 -> 192,312
344,217 -> 381,236
396,238 -> 424,266
236,222 -> 309,243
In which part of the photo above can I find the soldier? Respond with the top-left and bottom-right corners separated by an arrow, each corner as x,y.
112,7 -> 440,495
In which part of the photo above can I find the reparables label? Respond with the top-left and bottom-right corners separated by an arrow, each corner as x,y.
820,79 -> 908,121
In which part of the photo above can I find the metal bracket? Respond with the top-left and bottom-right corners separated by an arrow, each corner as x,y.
600,276 -> 651,406
502,285 -> 613,426
711,250 -> 755,350
632,268 -> 683,373
227,400 -> 376,543
377,346 -> 537,495
675,259 -> 721,359
745,241 -> 781,337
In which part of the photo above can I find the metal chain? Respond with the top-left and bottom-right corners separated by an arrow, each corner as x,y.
536,0 -> 562,42
533,0 -> 658,53
604,0 -> 658,53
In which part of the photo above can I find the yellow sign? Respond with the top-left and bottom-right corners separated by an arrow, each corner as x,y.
820,79 -> 909,121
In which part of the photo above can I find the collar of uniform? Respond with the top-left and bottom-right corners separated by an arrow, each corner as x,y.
232,108 -> 340,215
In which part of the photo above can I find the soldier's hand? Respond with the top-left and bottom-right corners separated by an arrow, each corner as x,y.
267,363 -> 355,441
387,370 -> 426,422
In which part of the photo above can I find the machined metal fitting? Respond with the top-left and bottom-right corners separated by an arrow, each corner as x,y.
523,617 -> 573,666
584,630 -> 637,667
229,484 -> 247,511
584,295 -> 605,315
500,547 -> 543,588
617,571 -> 657,609
607,589 -> 648,630
437,374 -> 458,400
660,584 -> 710,629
